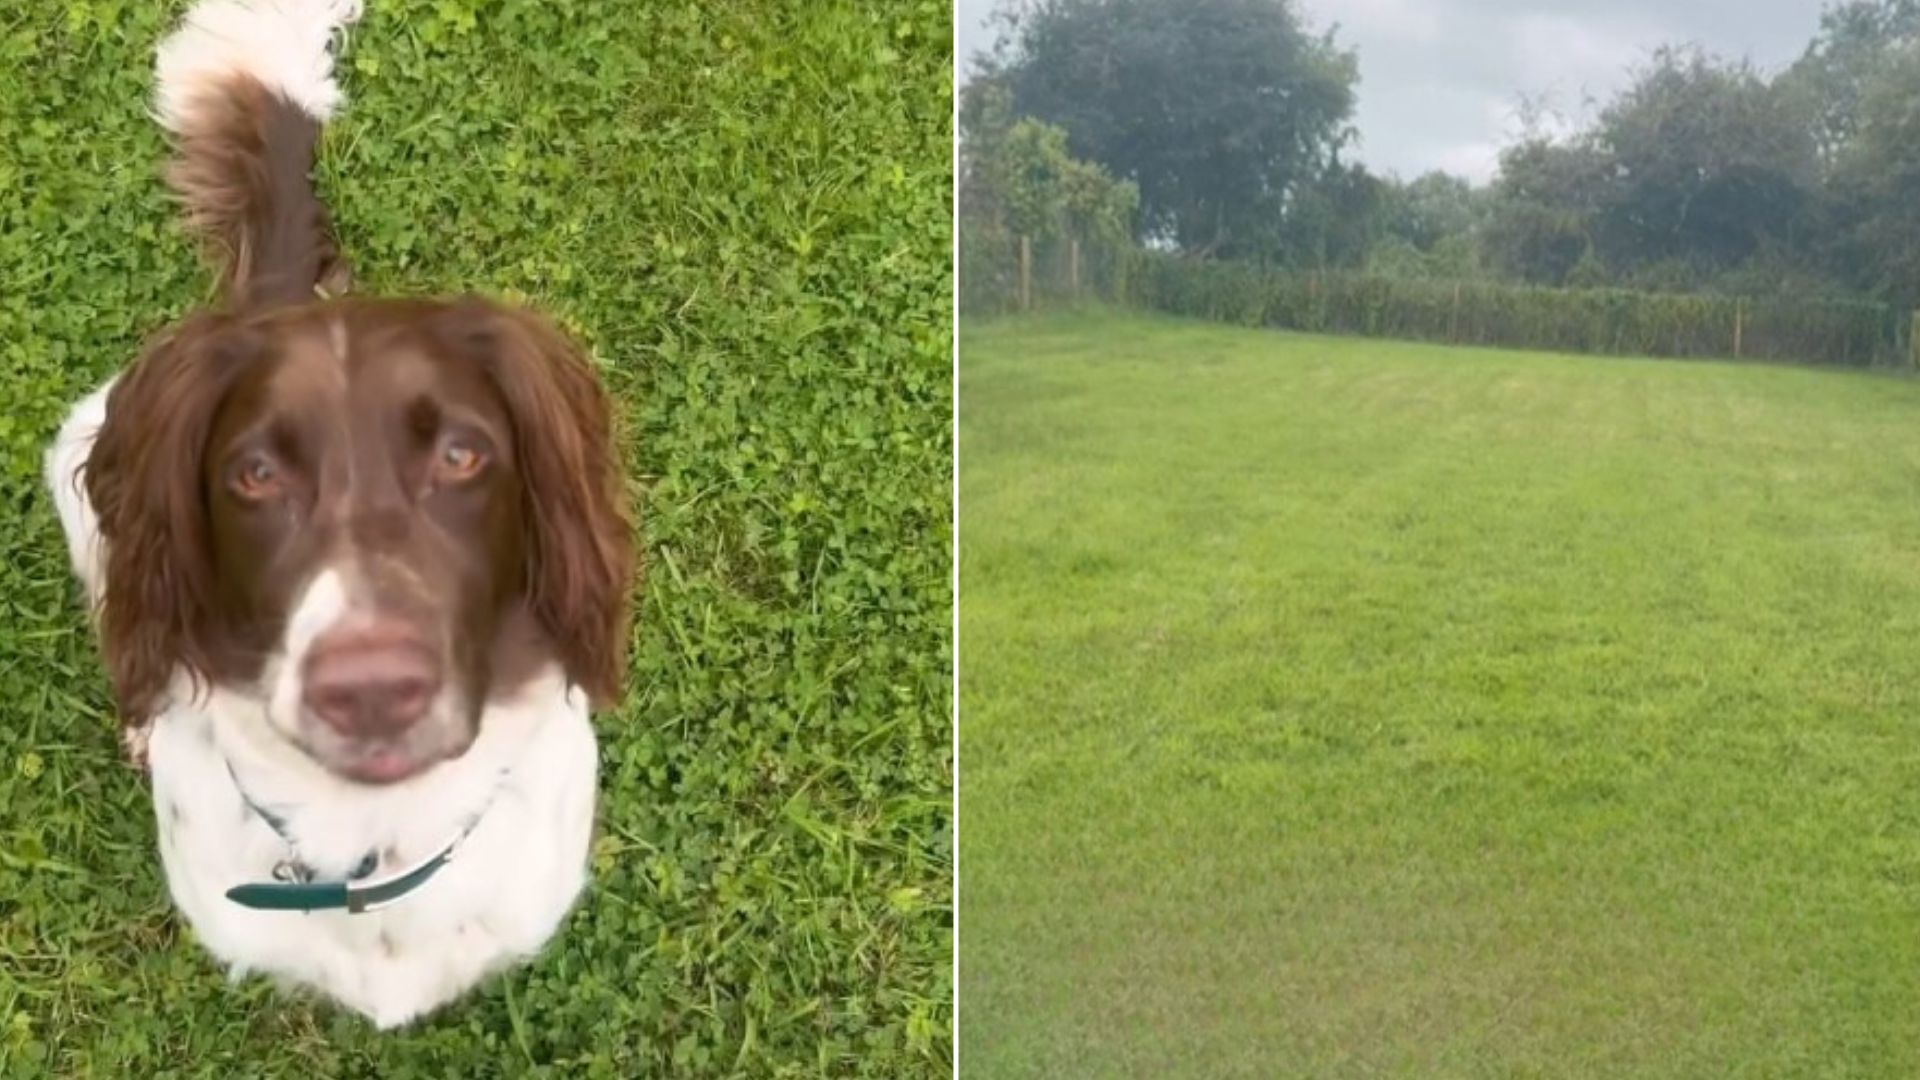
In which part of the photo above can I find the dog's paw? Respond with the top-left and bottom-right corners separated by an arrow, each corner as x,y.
122,723 -> 153,773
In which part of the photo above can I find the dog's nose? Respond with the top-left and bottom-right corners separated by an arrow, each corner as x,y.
302,623 -> 441,738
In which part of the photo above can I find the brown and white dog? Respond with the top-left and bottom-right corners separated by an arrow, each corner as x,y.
43,0 -> 633,1027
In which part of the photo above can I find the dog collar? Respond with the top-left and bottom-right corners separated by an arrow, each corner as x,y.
221,761 -> 503,914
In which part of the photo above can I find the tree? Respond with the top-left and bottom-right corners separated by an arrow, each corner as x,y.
983,0 -> 1357,256
958,78 -> 1139,310
1824,43 -> 1920,304
1379,172 -> 1483,255
1276,160 -> 1382,270
1481,137 -> 1610,285
1589,47 -> 1817,273
1777,0 -> 1920,169
1479,47 -> 1821,289
960,78 -> 1137,246
1370,171 -> 1486,279
958,79 -> 1019,232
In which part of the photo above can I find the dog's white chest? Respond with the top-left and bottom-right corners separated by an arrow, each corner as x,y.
145,678 -> 598,1029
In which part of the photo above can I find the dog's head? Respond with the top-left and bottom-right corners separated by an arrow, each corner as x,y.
84,298 -> 632,783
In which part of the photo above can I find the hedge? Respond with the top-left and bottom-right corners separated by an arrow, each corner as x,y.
1129,253 -> 1908,368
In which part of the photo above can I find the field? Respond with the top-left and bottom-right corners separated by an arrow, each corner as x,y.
0,1 -> 950,1075
960,311 -> 1920,1077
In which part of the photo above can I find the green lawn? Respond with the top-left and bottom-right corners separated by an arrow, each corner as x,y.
0,2 -> 950,1075
960,310 -> 1920,1078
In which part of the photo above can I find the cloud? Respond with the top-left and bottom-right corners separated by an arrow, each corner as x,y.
959,0 -> 1825,184
1299,0 -> 1821,182
1508,12 -> 1660,91
955,0 -> 999,75
1432,142 -> 1503,185
1314,0 -> 1441,45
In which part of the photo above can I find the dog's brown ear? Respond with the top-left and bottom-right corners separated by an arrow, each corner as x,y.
435,300 -> 635,706
84,315 -> 262,726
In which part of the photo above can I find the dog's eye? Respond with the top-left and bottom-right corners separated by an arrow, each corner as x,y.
435,438 -> 486,483
232,456 -> 282,500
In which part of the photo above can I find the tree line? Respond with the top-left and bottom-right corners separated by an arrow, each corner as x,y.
962,0 -> 1920,310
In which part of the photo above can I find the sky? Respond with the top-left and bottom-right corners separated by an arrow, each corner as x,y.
954,0 -> 1830,184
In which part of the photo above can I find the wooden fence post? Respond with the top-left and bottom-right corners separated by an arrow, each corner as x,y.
1733,298 -> 1744,358
1069,237 -> 1081,298
1911,310 -> 1919,370
1019,234 -> 1032,312
1450,282 -> 1462,343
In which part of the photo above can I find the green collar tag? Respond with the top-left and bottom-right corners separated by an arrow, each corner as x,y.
220,759 -> 504,915
225,839 -> 462,913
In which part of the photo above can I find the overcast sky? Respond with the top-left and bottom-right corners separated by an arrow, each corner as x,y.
955,0 -> 1830,184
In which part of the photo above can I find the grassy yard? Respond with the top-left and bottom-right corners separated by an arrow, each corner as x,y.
960,311 -> 1920,1078
0,1 -> 949,1075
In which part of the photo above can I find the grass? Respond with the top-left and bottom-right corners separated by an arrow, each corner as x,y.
960,310 -> 1920,1078
0,1 -> 950,1075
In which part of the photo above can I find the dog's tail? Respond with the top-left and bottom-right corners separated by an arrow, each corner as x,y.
154,0 -> 361,309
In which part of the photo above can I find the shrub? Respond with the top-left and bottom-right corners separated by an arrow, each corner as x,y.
1129,253 -> 1905,367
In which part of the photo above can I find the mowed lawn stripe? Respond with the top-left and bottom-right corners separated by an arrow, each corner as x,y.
960,311 -> 1920,1079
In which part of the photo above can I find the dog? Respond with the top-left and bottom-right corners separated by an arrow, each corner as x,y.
43,0 -> 634,1028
